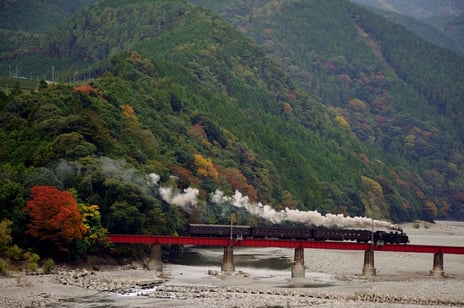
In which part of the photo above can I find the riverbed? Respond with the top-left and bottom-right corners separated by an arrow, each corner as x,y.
1,221 -> 463,307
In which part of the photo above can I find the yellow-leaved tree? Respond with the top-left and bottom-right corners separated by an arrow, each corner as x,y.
361,176 -> 388,219
194,154 -> 219,181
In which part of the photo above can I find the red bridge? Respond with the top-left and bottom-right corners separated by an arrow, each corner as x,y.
108,234 -> 464,277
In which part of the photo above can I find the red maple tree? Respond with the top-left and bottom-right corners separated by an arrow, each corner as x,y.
24,186 -> 87,252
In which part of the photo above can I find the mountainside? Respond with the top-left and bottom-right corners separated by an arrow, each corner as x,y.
1,0 -> 464,259
188,0 -> 464,220
350,0 -> 464,54
383,12 -> 464,55
350,0 -> 464,18
420,14 -> 464,54
0,0 -> 99,79
441,14 -> 464,51
0,0 -> 99,33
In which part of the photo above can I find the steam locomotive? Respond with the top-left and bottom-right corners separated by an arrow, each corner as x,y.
188,224 -> 409,245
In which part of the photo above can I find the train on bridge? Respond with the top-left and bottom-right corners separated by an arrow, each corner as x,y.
188,224 -> 409,245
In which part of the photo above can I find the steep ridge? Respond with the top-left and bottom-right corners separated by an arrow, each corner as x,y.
0,0 -> 99,33
188,0 -> 464,221
350,0 -> 464,18
1,0 -> 463,248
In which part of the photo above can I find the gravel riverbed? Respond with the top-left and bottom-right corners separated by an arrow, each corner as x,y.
1,221 -> 463,307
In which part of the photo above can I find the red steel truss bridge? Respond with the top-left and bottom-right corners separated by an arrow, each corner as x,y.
108,234 -> 464,254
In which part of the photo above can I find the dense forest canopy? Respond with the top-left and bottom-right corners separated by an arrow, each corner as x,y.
0,0 -> 99,33
349,0 -> 464,54
350,0 -> 464,18
187,0 -> 464,220
0,0 -> 463,262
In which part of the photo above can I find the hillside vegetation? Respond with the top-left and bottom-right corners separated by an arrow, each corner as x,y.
350,0 -> 464,18
189,0 -> 464,220
349,0 -> 464,55
0,0 -> 463,261
0,0 -> 99,33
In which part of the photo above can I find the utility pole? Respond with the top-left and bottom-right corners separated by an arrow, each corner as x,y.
51,66 -> 55,82
230,212 -> 233,241
73,70 -> 78,84
371,218 -> 374,249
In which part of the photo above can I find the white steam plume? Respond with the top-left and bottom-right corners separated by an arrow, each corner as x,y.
149,173 -> 199,213
160,186 -> 199,208
211,190 -> 397,230
98,157 -> 147,188
147,173 -> 160,186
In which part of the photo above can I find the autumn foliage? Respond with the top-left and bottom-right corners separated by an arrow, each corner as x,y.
194,153 -> 219,181
74,84 -> 101,96
24,186 -> 87,252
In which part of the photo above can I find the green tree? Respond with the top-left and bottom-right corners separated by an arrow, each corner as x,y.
109,201 -> 144,234
76,203 -> 108,255
0,219 -> 12,254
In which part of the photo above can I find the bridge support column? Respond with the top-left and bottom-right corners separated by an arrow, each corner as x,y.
291,247 -> 305,278
221,246 -> 235,273
362,250 -> 376,277
148,244 -> 163,271
430,252 -> 444,277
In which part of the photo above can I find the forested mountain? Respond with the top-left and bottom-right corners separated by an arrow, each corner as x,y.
0,0 -> 99,79
370,11 -> 464,55
0,0 -> 463,260
188,0 -> 464,221
0,0 -> 99,33
350,0 -> 464,18
437,14 -> 464,52
350,0 -> 464,54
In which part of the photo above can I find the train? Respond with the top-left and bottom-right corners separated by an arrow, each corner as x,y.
188,224 -> 409,245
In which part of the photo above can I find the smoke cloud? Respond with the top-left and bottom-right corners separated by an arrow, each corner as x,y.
149,173 -> 199,213
211,190 -> 397,230
56,156 -> 394,230
51,158 -> 199,212
147,173 -> 160,186
160,186 -> 199,208
98,157 -> 147,187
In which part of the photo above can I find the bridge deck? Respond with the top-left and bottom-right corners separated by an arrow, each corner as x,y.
108,235 -> 464,254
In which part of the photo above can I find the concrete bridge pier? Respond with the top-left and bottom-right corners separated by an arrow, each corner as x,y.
291,247 -> 305,278
430,252 -> 444,277
221,245 -> 235,273
362,249 -> 376,277
148,244 -> 163,271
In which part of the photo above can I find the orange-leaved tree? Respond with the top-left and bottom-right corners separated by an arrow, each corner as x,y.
24,186 -> 87,253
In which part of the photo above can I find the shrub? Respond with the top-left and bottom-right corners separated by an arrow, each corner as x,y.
42,258 -> 55,274
5,244 -> 23,260
0,258 -> 8,276
23,252 -> 40,272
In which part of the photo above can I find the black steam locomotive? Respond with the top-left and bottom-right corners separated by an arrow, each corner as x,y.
188,224 -> 409,245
